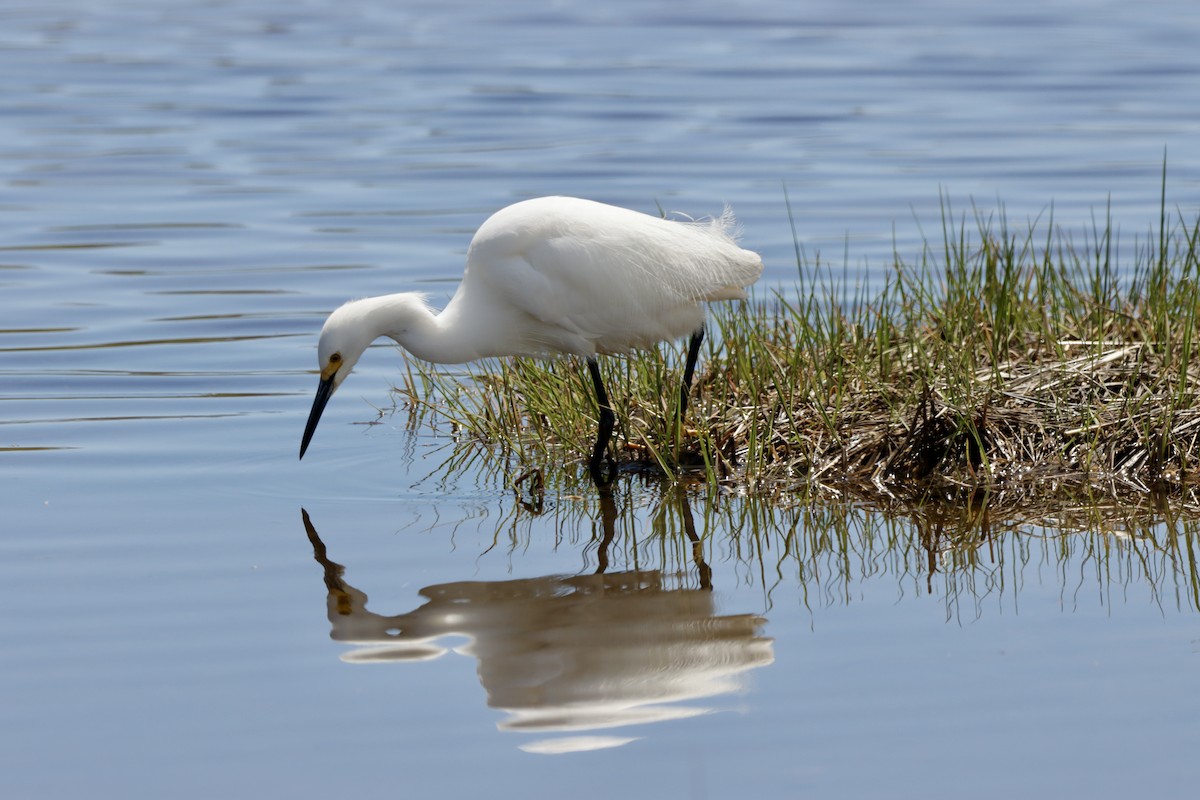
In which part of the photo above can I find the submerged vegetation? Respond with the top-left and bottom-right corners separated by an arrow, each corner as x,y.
396,190 -> 1200,508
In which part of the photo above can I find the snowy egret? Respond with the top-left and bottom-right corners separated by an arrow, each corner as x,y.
299,195 -> 762,484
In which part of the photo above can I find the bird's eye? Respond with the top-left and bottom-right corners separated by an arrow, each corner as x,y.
329,353 -> 342,365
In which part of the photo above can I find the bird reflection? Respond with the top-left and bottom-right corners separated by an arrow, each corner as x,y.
300,498 -> 773,753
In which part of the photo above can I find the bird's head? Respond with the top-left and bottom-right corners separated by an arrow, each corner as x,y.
299,301 -> 376,459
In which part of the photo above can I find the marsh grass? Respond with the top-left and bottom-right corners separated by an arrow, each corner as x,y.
394,191 -> 1200,503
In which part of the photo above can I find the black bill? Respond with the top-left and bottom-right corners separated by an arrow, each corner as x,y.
299,373 -> 336,459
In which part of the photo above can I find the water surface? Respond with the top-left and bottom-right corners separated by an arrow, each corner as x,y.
3,1 -> 1199,797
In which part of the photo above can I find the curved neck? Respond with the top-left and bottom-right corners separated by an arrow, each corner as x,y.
361,293 -> 481,365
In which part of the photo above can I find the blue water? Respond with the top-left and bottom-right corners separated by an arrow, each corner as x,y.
3,1 -> 1199,797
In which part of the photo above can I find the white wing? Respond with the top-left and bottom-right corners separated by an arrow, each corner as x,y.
462,197 -> 762,355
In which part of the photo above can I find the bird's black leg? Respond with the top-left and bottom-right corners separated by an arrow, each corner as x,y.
587,357 -> 617,488
679,326 -> 705,422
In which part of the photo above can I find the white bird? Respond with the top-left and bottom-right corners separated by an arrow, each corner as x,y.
300,195 -> 763,485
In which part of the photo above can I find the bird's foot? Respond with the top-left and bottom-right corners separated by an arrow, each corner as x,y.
513,468 -> 545,513
589,453 -> 617,490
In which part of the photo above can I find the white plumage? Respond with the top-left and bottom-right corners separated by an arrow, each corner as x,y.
300,196 -> 763,482
458,196 -> 761,356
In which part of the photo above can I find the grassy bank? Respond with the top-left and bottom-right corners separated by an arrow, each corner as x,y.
396,193 -> 1200,502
